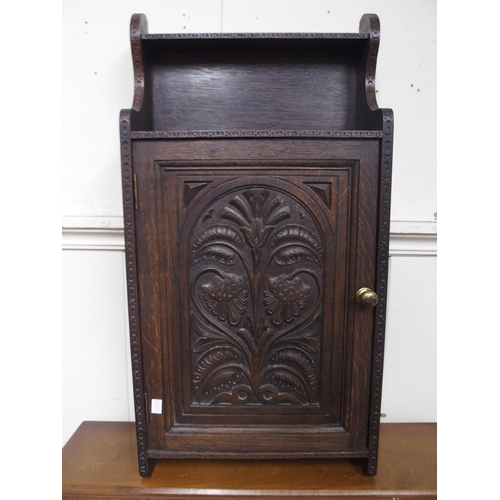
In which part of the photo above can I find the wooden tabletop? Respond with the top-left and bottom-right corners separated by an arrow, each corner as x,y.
62,421 -> 436,499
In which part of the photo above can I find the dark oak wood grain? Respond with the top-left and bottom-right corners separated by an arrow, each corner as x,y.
120,13 -> 393,477
62,422 -> 435,499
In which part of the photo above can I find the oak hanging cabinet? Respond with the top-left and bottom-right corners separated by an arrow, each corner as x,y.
120,13 -> 393,477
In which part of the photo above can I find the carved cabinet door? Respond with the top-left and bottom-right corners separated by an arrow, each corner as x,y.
132,138 -> 380,460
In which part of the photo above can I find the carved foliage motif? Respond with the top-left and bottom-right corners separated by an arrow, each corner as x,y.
189,187 -> 325,405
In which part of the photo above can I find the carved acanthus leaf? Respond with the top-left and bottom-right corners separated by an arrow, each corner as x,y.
193,225 -> 244,249
273,246 -> 321,266
270,225 -> 323,257
193,245 -> 238,266
268,347 -> 317,401
193,347 -> 243,399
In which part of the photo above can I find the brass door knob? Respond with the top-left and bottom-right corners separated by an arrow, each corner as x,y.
356,287 -> 378,308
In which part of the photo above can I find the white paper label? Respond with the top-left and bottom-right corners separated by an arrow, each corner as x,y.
151,398 -> 162,414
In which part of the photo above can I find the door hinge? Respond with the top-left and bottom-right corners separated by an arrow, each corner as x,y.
133,174 -> 139,211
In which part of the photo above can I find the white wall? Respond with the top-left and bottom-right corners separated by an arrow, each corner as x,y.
62,248 -> 134,440
62,0 -> 437,446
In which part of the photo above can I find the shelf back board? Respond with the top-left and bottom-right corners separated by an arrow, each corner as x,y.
131,36 -> 372,133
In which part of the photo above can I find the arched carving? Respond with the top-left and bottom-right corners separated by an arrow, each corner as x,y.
188,186 -> 327,405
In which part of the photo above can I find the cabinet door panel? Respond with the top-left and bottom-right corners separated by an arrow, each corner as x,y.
134,142 -> 379,457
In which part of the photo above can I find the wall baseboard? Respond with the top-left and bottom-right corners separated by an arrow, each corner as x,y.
62,217 -> 437,256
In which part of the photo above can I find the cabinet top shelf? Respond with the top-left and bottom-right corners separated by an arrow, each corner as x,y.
124,13 -> 390,135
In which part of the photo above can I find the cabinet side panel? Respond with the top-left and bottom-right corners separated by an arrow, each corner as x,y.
120,111 -> 154,477
365,110 -> 393,475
